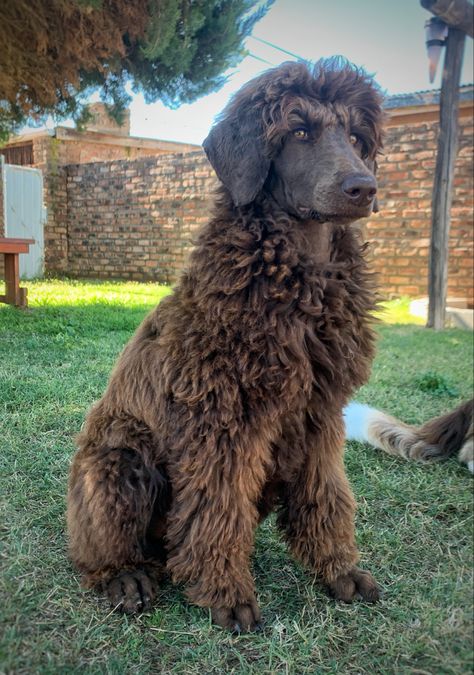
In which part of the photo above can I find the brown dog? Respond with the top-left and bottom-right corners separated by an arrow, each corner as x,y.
67,59 -> 384,633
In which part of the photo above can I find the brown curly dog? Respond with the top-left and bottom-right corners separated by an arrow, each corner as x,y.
67,59 -> 384,633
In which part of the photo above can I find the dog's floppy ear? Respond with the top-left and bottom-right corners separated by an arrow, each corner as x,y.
203,107 -> 270,207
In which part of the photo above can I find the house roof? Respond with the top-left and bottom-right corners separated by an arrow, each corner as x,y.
384,84 -> 473,109
4,125 -> 201,153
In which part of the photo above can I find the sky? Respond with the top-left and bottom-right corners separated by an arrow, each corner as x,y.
38,0 -> 474,146
128,0 -> 473,145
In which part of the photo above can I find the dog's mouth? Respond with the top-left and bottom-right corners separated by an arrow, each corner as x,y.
297,204 -> 373,222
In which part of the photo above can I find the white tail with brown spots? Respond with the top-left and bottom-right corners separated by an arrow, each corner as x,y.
344,400 -> 474,473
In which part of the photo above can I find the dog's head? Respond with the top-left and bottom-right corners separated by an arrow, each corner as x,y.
203,59 -> 384,223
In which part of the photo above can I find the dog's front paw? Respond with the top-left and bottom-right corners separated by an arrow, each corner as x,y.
211,599 -> 262,634
328,566 -> 380,603
102,569 -> 157,614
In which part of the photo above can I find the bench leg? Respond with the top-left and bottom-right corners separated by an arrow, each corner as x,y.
1,253 -> 27,307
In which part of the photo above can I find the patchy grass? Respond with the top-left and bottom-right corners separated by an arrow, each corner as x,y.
1,279 -> 472,674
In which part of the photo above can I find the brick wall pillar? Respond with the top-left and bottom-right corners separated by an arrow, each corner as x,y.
31,136 -> 69,273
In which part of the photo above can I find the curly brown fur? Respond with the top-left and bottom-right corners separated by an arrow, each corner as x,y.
67,59 -> 384,631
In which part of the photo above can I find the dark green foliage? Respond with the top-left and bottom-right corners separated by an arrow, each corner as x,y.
128,0 -> 271,108
0,0 -> 272,143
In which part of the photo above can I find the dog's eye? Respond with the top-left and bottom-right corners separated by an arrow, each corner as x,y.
349,133 -> 359,145
293,129 -> 308,140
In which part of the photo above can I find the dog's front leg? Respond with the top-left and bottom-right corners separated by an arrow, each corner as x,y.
278,410 -> 380,603
165,423 -> 272,633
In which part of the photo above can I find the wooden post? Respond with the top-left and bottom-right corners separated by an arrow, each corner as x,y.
4,252 -> 22,305
427,26 -> 465,329
0,238 -> 35,307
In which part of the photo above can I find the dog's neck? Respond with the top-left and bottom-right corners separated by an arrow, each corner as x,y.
299,220 -> 333,265
222,190 -> 339,266
255,192 -> 335,265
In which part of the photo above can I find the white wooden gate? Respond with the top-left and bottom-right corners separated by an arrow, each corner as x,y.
2,159 -> 46,278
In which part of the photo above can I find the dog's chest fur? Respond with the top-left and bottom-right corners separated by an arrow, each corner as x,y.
144,213 -> 376,468
252,219 -> 376,491
255,219 -> 375,405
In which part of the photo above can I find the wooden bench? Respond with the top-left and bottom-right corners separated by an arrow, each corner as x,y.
0,237 -> 35,307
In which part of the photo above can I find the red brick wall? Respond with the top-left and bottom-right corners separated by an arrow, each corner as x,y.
65,152 -> 215,283
366,116 -> 473,304
28,134 -> 199,276
45,117 -> 473,304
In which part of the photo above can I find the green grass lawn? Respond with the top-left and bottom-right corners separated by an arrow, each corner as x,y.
1,280 -> 472,674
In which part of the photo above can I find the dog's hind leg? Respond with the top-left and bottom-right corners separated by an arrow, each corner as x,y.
278,409 -> 380,603
67,413 -> 166,613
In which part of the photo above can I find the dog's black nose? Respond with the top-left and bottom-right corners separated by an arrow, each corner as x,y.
342,175 -> 377,206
